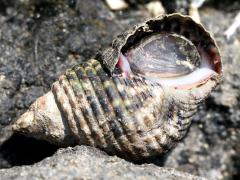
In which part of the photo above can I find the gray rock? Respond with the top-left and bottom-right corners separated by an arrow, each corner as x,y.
0,0 -> 121,126
0,0 -> 240,179
0,146 -> 205,180
0,0 -> 124,168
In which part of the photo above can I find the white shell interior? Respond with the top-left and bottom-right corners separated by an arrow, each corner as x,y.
118,53 -> 216,89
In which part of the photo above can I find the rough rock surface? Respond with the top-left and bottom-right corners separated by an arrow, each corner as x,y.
0,0 -> 123,126
0,0 -> 240,180
0,146 -> 205,180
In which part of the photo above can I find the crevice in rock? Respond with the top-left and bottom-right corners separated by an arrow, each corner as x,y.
0,132 -> 169,169
0,134 -> 58,168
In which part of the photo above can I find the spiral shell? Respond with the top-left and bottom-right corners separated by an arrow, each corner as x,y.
13,14 -> 222,160
52,59 -> 167,159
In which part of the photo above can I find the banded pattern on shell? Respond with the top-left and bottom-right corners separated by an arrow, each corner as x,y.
52,59 -> 169,159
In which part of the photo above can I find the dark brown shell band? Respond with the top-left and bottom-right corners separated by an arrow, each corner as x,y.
51,59 -> 189,159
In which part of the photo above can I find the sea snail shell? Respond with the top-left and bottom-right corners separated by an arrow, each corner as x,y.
13,14 -> 222,160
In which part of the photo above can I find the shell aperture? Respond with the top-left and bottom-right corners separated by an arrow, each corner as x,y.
125,33 -> 200,77
119,33 -> 217,89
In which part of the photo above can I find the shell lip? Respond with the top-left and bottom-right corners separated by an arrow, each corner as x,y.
98,13 -> 222,82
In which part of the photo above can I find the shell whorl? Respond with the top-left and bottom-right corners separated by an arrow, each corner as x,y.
51,59 -> 197,159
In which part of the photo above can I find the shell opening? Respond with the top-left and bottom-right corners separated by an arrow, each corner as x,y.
117,33 -> 218,89
114,14 -> 222,89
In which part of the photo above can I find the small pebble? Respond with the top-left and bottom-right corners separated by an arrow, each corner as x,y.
105,0 -> 128,10
146,1 -> 165,17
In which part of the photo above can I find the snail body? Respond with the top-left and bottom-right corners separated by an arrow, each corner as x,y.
13,14 -> 222,160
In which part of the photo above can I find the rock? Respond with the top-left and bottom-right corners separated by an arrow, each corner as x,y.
0,0 -> 121,127
105,0 -> 129,10
0,146 -> 205,180
0,0 -> 240,179
0,0 -> 124,168
224,12 -> 240,41
146,1 -> 165,17
161,0 -> 190,14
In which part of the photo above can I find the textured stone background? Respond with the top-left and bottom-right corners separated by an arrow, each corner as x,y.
0,0 -> 239,179
0,146 -> 205,180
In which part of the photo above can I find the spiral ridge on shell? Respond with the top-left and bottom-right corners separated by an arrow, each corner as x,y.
51,59 -> 196,159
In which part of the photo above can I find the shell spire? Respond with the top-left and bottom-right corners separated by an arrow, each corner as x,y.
13,14 -> 222,160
